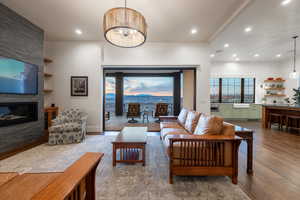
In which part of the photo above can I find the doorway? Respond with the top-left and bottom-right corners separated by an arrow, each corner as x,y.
103,68 -> 196,131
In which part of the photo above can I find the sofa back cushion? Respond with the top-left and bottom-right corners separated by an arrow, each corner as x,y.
194,114 -> 224,135
177,108 -> 189,126
184,111 -> 201,133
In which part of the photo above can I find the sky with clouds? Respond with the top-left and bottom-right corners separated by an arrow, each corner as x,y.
105,77 -> 173,96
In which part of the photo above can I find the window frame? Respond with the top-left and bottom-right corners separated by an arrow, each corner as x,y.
210,78 -> 255,103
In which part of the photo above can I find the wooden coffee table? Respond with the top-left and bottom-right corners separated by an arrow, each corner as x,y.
112,127 -> 147,166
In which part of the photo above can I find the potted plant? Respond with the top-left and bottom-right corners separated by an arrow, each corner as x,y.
292,87 -> 300,105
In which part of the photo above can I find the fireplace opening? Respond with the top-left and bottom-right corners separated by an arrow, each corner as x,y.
0,102 -> 38,127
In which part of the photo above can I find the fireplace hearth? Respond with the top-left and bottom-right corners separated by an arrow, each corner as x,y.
0,102 -> 38,127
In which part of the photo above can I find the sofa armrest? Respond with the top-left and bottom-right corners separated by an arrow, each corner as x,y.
159,116 -> 178,122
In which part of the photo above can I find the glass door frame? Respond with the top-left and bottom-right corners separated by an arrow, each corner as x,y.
102,67 -> 197,131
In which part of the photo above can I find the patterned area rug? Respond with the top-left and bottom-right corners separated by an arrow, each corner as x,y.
0,135 -> 250,200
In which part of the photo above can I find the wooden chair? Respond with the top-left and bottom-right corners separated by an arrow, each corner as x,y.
286,115 -> 300,131
268,113 -> 283,130
127,103 -> 141,123
154,103 -> 169,122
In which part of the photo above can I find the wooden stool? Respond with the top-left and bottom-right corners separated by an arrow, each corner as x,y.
268,113 -> 283,130
286,115 -> 300,131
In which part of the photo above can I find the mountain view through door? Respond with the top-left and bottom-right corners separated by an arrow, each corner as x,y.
105,76 -> 174,131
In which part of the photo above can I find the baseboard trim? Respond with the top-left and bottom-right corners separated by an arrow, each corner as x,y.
0,136 -> 46,161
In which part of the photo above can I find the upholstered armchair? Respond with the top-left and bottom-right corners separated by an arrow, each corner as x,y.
127,103 -> 141,123
48,108 -> 88,145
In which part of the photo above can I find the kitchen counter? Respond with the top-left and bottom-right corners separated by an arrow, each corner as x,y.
262,104 -> 300,128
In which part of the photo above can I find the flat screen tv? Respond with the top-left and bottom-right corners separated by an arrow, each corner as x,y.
0,56 -> 38,95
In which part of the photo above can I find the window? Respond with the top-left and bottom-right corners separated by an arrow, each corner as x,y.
210,78 -> 255,103
210,78 -> 220,103
222,78 -> 241,103
244,78 -> 255,103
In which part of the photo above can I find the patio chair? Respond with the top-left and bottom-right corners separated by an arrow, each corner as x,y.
154,103 -> 169,122
127,103 -> 141,123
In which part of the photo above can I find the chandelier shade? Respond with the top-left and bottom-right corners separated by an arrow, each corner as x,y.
103,7 -> 147,48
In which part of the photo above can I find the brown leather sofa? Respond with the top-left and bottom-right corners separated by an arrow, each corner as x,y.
160,108 -> 242,184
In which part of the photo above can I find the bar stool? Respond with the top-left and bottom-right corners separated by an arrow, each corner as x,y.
286,115 -> 300,131
268,113 -> 283,130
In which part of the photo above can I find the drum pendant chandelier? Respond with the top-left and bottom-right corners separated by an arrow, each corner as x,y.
103,0 -> 147,48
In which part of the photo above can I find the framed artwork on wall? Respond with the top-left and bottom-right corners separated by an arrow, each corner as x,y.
71,76 -> 88,96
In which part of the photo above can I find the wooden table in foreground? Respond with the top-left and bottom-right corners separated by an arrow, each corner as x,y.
234,125 -> 254,174
112,127 -> 147,166
0,153 -> 103,200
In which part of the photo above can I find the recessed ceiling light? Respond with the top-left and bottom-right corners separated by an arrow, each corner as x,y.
281,0 -> 292,6
254,54 -> 260,57
244,27 -> 252,33
224,43 -> 229,48
232,54 -> 237,58
210,54 -> 215,58
191,29 -> 197,34
75,29 -> 82,35
276,54 -> 282,58
235,58 -> 240,61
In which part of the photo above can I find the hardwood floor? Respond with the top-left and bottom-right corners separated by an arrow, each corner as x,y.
235,121 -> 300,200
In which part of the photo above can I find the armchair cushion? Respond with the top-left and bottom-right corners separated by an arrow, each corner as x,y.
177,108 -> 189,126
194,114 -> 224,135
184,111 -> 201,133
49,122 -> 81,133
51,116 -> 68,126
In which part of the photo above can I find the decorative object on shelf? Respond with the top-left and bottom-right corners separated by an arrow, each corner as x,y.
263,78 -> 286,101
292,87 -> 300,105
284,97 -> 290,104
103,0 -> 147,48
71,76 -> 88,96
289,36 -> 299,79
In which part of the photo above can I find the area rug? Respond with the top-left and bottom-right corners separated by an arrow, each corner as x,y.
0,135 -> 250,200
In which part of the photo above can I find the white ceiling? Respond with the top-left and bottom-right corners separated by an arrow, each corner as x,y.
2,0 -> 300,62
210,0 -> 300,62
1,0 -> 248,42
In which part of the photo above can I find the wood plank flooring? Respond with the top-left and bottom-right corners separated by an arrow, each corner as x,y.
234,121 -> 300,200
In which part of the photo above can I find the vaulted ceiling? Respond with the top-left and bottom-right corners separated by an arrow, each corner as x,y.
1,0 -> 248,42
210,0 -> 300,62
2,0 -> 300,62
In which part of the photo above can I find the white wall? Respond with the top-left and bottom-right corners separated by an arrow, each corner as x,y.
211,61 -> 282,103
278,56 -> 300,99
45,41 -> 211,132
44,41 -> 102,132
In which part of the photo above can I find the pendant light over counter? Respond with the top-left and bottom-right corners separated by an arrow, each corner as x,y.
289,36 -> 299,79
103,0 -> 147,48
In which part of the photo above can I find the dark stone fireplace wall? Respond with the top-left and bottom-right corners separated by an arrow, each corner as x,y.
0,3 -> 44,155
